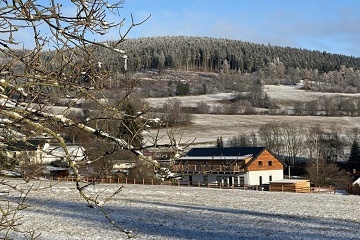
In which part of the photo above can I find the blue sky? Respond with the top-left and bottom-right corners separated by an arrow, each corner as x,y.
115,0 -> 360,57
9,1 -> 360,57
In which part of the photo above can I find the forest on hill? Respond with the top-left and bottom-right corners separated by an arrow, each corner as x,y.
89,36 -> 360,94
115,36 -> 360,73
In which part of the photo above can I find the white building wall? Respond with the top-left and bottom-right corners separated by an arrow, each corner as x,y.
41,145 -> 86,164
247,169 -> 283,186
180,170 -> 283,186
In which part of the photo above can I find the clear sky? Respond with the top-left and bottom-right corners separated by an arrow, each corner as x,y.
115,0 -> 360,57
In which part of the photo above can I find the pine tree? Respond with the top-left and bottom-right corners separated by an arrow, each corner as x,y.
216,136 -> 224,148
348,139 -> 360,170
176,81 -> 190,96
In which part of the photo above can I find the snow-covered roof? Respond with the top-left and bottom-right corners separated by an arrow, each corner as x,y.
180,156 -> 247,160
270,179 -> 309,184
353,177 -> 360,185
185,147 -> 265,157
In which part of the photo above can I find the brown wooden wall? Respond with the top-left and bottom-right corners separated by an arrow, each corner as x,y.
270,181 -> 310,193
247,150 -> 284,171
171,159 -> 244,173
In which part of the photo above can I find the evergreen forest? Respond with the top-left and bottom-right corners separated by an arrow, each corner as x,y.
99,36 -> 360,94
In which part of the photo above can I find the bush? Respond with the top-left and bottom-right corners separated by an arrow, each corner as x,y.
347,183 -> 360,195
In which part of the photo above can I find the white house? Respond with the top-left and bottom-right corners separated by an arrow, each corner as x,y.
6,140 -> 86,165
41,144 -> 87,164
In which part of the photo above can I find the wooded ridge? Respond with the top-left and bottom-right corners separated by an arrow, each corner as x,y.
111,36 -> 360,74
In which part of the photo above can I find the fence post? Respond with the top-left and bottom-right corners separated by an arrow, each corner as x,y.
134,178 -> 136,184
143,178 -> 145,185
152,179 -> 154,185
125,178 -> 128,184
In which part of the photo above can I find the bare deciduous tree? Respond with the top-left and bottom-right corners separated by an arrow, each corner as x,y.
0,1 -> 180,238
258,121 -> 283,156
305,156 -> 349,189
282,122 -> 305,168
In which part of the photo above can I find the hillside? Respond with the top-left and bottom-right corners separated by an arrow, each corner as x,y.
109,36 -> 360,74
145,83 -> 360,112
143,82 -> 360,146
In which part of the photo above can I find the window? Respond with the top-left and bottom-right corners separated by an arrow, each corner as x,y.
216,176 -> 223,186
234,177 -> 239,185
196,161 -> 201,171
258,161 -> 263,167
259,176 -> 263,185
268,161 -> 273,166
203,175 -> 208,185
239,176 -> 245,186
269,175 -> 272,182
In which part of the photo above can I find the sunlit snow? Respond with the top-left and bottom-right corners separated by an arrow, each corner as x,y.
2,180 -> 359,239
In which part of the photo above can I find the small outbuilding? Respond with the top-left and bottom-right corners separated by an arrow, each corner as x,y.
269,179 -> 310,193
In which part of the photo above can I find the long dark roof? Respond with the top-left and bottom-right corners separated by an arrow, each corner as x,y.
186,147 -> 266,157
5,139 -> 43,151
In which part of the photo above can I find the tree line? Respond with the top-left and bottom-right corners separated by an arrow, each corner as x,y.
107,36 -> 360,74
217,121 -> 360,189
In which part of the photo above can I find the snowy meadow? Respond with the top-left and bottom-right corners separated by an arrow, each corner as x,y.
2,180 -> 360,240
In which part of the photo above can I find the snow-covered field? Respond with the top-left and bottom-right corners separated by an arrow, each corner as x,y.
2,180 -> 360,239
143,84 -> 360,146
143,114 -> 360,146
145,84 -> 360,109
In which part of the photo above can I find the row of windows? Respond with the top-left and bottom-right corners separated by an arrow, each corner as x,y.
258,160 -> 272,167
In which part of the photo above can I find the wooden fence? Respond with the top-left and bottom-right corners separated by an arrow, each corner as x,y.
48,177 -> 338,193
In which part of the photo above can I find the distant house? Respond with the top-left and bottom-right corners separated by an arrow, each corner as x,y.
5,140 -> 86,165
143,148 -> 178,165
171,147 -> 285,187
5,139 -> 46,164
41,144 -> 87,164
353,177 -> 360,186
